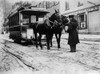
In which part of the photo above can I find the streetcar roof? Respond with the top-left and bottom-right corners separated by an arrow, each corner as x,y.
8,7 -> 49,18
20,8 -> 49,16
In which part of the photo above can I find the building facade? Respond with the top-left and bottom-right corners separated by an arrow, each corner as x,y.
36,1 -> 60,17
60,0 -> 100,34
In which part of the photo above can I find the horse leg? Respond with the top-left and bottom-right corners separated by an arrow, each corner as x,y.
58,33 -> 61,48
50,33 -> 53,47
34,32 -> 38,49
55,33 -> 61,48
38,34 -> 43,49
55,33 -> 59,48
46,34 -> 50,50
50,39 -> 52,47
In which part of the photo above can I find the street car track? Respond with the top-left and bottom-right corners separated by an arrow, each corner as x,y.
2,37 -> 100,71
2,47 -> 37,71
1,39 -> 39,71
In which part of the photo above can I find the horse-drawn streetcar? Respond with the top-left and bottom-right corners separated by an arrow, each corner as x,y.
8,6 -> 49,43
8,5 -> 67,49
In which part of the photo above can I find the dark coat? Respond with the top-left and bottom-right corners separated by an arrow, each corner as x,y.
67,18 -> 79,45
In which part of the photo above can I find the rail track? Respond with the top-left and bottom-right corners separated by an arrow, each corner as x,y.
1,37 -> 100,73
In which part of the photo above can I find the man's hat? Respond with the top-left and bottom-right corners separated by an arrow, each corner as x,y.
69,15 -> 74,18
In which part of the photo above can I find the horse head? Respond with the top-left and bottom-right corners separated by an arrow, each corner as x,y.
61,15 -> 70,32
61,15 -> 69,26
49,10 -> 63,28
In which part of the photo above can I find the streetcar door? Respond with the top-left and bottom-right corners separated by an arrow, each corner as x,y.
20,13 -> 35,39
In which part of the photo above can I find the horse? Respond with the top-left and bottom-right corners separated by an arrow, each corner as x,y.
48,11 -> 69,49
31,19 -> 52,50
31,10 -> 69,50
48,12 -> 70,49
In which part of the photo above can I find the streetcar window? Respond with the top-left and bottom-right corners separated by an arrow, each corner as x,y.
31,15 -> 36,23
23,14 -> 29,19
23,14 -> 29,25
38,17 -> 44,22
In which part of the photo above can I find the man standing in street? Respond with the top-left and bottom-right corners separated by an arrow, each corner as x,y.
67,15 -> 79,52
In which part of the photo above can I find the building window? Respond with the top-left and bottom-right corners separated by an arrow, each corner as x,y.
65,1 -> 69,10
43,1 -> 46,8
39,3 -> 41,8
77,1 -> 83,7
46,1 -> 59,9
77,13 -> 87,29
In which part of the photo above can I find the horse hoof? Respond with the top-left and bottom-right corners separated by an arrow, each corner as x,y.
58,49 -> 60,51
36,48 -> 39,50
58,46 -> 61,48
36,46 -> 38,48
41,47 -> 43,50
47,48 -> 50,50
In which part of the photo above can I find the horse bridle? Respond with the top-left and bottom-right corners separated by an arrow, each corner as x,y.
46,15 -> 62,28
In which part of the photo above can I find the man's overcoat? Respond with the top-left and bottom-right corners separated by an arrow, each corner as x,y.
67,19 -> 79,45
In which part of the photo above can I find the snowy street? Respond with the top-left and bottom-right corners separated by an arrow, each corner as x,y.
0,0 -> 100,74
0,34 -> 100,74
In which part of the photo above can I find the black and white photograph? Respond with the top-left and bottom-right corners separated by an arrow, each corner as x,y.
0,0 -> 100,74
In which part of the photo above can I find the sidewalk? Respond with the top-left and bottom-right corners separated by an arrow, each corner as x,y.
61,33 -> 100,42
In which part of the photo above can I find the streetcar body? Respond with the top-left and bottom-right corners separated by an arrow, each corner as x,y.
8,6 -> 49,42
